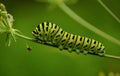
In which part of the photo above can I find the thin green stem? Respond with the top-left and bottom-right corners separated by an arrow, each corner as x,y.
14,32 -> 36,42
104,54 -> 120,60
13,31 -> 120,60
98,0 -> 120,23
57,2 -> 120,46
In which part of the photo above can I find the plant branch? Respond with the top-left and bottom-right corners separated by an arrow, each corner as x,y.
14,32 -> 36,42
104,54 -> 120,60
98,0 -> 120,23
57,2 -> 120,46
14,31 -> 120,60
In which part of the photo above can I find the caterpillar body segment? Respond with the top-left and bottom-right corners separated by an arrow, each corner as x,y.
52,27 -> 64,45
32,22 -> 105,56
57,32 -> 71,50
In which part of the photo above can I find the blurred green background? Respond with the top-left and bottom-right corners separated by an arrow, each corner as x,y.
0,0 -> 120,76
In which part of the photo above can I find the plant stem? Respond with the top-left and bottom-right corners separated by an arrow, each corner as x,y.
14,32 -> 36,42
14,31 -> 120,60
98,0 -> 120,23
104,54 -> 120,60
57,2 -> 120,46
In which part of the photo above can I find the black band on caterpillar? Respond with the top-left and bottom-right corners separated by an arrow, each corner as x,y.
32,22 -> 105,56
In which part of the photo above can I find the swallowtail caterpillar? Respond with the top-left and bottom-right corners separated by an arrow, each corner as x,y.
32,22 -> 105,56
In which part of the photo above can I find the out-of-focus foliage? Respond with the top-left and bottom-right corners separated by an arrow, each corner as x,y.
0,2 -> 16,46
98,71 -> 120,76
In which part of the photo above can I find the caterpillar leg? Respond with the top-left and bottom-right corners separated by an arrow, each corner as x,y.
35,38 -> 42,43
37,40 -> 46,44
89,50 -> 94,54
98,51 -> 105,56
75,49 -> 81,54
80,50 -> 88,55
34,37 -> 46,44
98,53 -> 104,56
67,48 -> 73,53
58,45 -> 64,51
83,51 -> 88,55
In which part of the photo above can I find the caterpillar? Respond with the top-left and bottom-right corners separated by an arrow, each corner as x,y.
32,22 -> 105,56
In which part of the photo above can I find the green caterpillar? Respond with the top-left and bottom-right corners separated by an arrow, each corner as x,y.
32,22 -> 105,56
